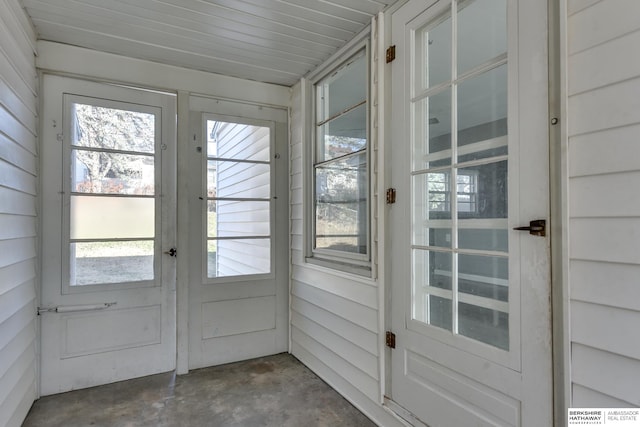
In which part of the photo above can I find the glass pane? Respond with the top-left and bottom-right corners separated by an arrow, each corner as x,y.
208,121 -> 270,162
459,227 -> 508,252
208,238 -> 270,278
72,103 -> 155,153
457,253 -> 508,349
315,153 -> 367,254
413,249 -> 452,331
70,195 -> 154,239
459,303 -> 508,350
71,240 -> 154,286
210,200 -> 270,238
413,171 -> 453,223
416,13 -> 451,91
457,161 -> 507,219
316,51 -> 367,122
414,88 -> 452,169
317,103 -> 367,162
213,160 -> 270,199
457,0 -> 507,74
457,65 -> 507,161
72,150 -> 154,195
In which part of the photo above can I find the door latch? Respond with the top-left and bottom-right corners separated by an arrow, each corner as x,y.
513,219 -> 546,237
164,247 -> 177,257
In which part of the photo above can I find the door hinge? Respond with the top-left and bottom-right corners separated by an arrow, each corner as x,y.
386,45 -> 396,63
386,188 -> 397,204
386,331 -> 396,349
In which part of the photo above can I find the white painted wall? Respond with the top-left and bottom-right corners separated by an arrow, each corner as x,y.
567,0 -> 640,407
0,0 -> 39,425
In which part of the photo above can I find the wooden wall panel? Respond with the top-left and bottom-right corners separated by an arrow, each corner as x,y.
0,1 -> 38,426
567,0 -> 640,408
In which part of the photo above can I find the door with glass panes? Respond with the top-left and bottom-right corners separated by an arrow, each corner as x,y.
39,75 -> 176,395
389,0 -> 552,425
187,97 -> 289,369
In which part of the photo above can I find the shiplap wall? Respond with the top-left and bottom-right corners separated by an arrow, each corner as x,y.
567,0 -> 640,407
0,0 -> 39,425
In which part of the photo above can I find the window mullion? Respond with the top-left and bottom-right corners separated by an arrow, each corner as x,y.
451,0 -> 460,336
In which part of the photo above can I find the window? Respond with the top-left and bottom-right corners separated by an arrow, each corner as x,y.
309,45 -> 370,271
65,97 -> 160,286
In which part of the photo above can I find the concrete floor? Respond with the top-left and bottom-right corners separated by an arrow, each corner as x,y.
23,353 -> 377,427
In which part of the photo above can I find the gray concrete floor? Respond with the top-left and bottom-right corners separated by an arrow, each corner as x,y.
23,353 -> 377,427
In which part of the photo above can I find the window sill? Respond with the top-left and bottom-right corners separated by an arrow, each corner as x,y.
305,255 -> 372,278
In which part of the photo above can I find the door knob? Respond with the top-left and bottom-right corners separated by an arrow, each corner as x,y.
513,219 -> 546,237
164,247 -> 177,257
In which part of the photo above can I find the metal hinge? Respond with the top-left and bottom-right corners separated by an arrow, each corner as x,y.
386,188 -> 396,204
386,331 -> 396,349
386,45 -> 396,63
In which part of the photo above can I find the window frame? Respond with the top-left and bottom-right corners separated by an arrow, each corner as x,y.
305,36 -> 372,275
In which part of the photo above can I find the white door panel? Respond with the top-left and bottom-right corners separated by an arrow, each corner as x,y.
186,98 -> 289,369
389,0 -> 552,425
40,75 -> 177,395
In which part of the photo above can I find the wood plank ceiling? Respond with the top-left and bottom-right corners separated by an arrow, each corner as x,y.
20,0 -> 392,86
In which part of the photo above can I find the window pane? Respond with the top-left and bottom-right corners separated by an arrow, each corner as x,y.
316,51 -> 366,123
457,0 -> 507,74
459,227 -> 508,252
457,65 -> 507,161
213,160 -> 270,199
208,121 -> 270,162
70,195 -> 154,239
317,103 -> 367,162
413,249 -> 452,331
72,103 -> 155,153
457,161 -> 507,219
71,240 -> 154,286
416,13 -> 451,91
414,88 -> 452,169
315,153 -> 367,254
72,150 -> 154,195
458,253 -> 508,349
208,238 -> 270,278
210,200 -> 270,238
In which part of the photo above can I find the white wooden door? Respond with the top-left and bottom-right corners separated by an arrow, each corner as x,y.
389,0 -> 552,425
186,97 -> 289,369
40,75 -> 177,395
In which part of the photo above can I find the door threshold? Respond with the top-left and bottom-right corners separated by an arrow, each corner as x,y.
384,396 -> 429,427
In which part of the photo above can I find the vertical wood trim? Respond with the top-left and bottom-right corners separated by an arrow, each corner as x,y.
176,90 -> 190,375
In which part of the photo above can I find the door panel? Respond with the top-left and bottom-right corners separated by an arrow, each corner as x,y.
389,0 -> 551,425
40,75 -> 177,395
187,97 -> 289,369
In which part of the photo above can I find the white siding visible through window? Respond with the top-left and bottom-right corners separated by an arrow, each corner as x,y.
206,120 -> 272,278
